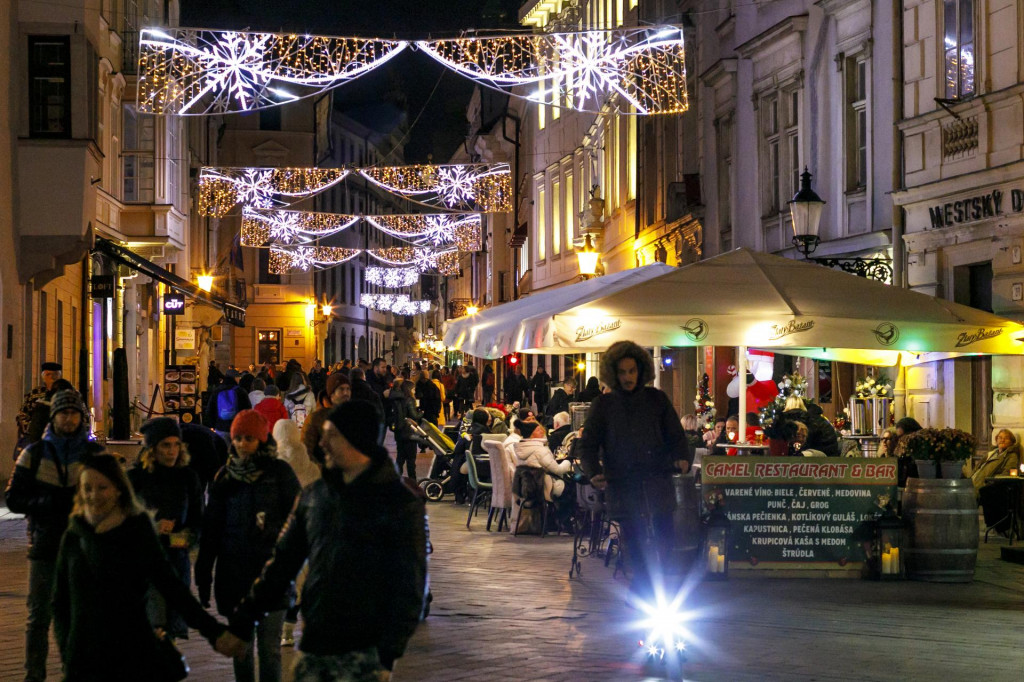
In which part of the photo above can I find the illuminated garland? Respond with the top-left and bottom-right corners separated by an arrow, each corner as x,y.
358,164 -> 510,212
364,213 -> 481,249
137,27 -> 688,116
198,167 -> 349,217
415,27 -> 688,115
365,267 -> 421,288
241,207 -> 359,245
360,293 -> 433,315
199,163 -> 510,215
268,246 -> 360,273
366,246 -> 459,274
137,28 -> 408,115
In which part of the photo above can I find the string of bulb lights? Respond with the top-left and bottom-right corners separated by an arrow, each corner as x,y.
198,163 -> 511,215
137,26 -> 687,116
265,244 -> 460,276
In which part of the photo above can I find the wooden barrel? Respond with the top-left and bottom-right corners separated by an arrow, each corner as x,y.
903,478 -> 978,582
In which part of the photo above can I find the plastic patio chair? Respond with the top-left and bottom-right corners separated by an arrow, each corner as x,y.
464,448 -> 492,530
482,440 -> 511,531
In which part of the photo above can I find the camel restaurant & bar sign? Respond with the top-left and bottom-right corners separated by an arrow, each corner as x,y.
703,457 -> 897,573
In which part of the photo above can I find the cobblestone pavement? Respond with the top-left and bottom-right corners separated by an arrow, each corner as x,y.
4,456 -> 1024,681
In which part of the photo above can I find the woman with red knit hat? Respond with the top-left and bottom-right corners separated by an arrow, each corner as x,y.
195,409 -> 300,682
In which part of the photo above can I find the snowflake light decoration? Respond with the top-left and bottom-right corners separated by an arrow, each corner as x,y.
365,267 -> 421,288
364,213 -> 481,249
358,164 -> 511,212
137,28 -> 408,115
138,26 -> 687,116
366,247 -> 459,273
268,245 -> 360,274
242,207 -> 358,246
415,27 -> 688,115
198,167 -> 349,217
360,293 -> 432,315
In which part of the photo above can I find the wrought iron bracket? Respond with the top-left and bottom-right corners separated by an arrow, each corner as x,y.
809,257 -> 893,283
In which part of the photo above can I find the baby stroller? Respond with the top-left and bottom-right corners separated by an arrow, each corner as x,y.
410,418 -> 457,501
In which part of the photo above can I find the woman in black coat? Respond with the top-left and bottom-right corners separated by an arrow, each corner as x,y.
128,418 -> 203,639
195,410 -> 300,682
54,455 -> 230,682
389,379 -> 424,479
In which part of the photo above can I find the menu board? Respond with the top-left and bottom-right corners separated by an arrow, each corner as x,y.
702,456 -> 897,570
164,364 -> 198,423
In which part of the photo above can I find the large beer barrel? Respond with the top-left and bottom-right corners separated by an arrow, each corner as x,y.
903,478 -> 978,582
671,474 -> 701,571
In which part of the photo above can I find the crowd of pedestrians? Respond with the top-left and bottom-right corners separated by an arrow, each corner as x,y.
5,356 -> 433,682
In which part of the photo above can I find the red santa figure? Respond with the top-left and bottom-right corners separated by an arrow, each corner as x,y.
726,349 -> 779,413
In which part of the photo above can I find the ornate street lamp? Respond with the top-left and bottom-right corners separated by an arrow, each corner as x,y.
789,168 -> 825,257
577,234 -> 600,278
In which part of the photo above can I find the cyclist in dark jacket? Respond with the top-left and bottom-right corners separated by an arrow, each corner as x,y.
224,400 -> 428,679
578,341 -> 691,604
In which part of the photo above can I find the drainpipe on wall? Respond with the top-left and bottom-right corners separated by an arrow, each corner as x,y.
892,0 -> 907,423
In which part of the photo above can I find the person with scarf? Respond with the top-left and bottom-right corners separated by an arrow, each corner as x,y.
195,410 -> 301,682
6,390 -> 104,682
221,400 -> 427,681
128,417 -> 203,640
965,428 -> 1023,536
53,454 -> 234,681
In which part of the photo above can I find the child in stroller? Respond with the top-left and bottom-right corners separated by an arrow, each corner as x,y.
408,418 -> 457,501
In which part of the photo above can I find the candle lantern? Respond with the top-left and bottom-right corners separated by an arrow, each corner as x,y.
872,511 -> 904,580
702,509 -> 731,580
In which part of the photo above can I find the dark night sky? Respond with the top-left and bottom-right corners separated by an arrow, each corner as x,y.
180,0 -> 523,162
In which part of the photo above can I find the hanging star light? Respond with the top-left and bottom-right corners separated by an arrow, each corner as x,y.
242,207 -> 359,245
198,167 -> 350,217
360,293 -> 432,315
365,267 -> 421,288
268,245 -> 360,274
137,26 -> 687,116
137,28 -> 409,115
364,213 -> 482,249
358,164 -> 511,212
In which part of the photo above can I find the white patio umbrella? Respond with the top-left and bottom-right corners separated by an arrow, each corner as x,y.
444,249 -> 1024,439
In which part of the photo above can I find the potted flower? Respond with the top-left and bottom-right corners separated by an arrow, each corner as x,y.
902,428 -> 975,479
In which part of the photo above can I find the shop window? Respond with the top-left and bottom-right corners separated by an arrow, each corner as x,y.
846,57 -> 868,190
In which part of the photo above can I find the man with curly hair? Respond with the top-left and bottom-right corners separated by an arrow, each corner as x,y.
577,341 -> 692,604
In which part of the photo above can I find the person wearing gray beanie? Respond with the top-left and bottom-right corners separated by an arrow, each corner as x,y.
139,417 -> 182,450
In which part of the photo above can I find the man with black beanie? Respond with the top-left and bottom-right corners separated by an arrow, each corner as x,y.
224,400 -> 427,680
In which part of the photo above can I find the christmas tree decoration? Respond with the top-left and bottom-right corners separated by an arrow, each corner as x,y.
137,28 -> 408,115
364,213 -> 482,249
694,373 -> 716,430
358,164 -> 511,212
365,267 -> 421,288
267,246 -> 360,273
197,167 -> 349,217
137,26 -> 687,116
758,372 -> 811,439
241,207 -> 359,245
416,26 -> 688,115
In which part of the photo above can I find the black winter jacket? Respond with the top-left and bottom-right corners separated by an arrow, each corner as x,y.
204,382 -> 252,432
783,404 -> 840,457
195,453 -> 301,616
544,388 -> 572,422
229,460 -> 427,670
578,386 -> 691,482
128,463 -> 204,548
388,393 -> 424,442
54,513 -> 224,681
5,429 -> 105,560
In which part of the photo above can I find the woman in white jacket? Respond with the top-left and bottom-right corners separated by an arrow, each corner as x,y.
512,421 -> 572,501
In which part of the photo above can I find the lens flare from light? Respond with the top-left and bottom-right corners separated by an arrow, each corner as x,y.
634,589 -> 691,655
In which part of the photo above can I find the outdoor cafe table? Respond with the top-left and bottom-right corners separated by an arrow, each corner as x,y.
984,475 -> 1024,544
703,456 -> 898,575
